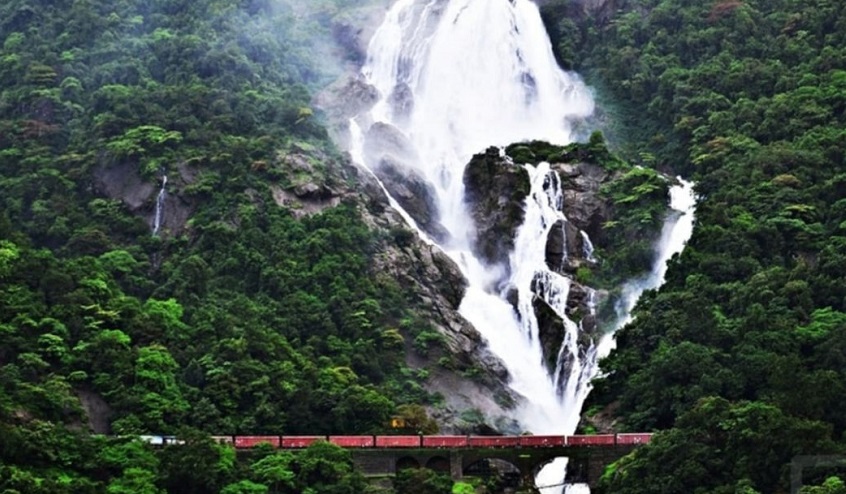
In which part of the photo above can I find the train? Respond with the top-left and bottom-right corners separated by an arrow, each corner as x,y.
140,433 -> 652,449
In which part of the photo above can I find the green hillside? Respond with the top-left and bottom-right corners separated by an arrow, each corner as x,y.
0,0 -> 444,491
540,0 -> 846,491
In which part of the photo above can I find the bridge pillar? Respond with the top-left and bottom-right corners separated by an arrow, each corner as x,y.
564,446 -> 634,489
450,451 -> 463,480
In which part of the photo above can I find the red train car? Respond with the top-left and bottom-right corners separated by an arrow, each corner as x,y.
375,435 -> 421,448
567,435 -> 615,446
329,436 -> 374,448
518,435 -> 566,447
234,436 -> 281,448
468,436 -> 522,448
616,433 -> 653,445
282,436 -> 324,448
422,436 -> 468,448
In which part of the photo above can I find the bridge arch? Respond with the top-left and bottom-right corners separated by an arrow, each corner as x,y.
396,456 -> 421,472
464,457 -> 521,489
425,455 -> 450,474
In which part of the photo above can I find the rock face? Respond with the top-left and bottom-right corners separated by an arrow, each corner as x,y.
93,159 -> 195,235
555,162 -> 610,244
463,147 -> 531,266
315,74 -> 380,123
347,159 -> 520,433
360,123 -> 450,242
462,144 -> 623,379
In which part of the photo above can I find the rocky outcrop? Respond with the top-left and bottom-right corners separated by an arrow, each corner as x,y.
93,159 -> 195,235
376,157 -> 449,242
462,141 -> 669,380
314,74 -> 380,123
555,162 -> 610,244
363,122 -> 420,165
76,389 -> 112,434
362,124 -> 449,242
545,218 -> 594,274
315,153 -> 521,434
463,147 -> 531,266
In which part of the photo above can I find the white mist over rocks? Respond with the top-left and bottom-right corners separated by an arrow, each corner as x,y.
346,0 -> 696,491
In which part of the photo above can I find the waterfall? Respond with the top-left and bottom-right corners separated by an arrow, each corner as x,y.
153,175 -> 167,236
347,0 -> 696,491
606,178 -> 697,343
355,0 -> 593,431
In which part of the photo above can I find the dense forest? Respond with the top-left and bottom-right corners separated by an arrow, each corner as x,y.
540,0 -> 846,492
0,0 -> 461,492
5,0 -> 846,492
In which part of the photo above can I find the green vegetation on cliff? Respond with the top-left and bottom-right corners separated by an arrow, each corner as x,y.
0,0 -> 445,491
504,137 -> 670,288
539,0 -> 846,491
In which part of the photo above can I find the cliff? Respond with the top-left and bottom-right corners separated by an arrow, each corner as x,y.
463,139 -> 671,378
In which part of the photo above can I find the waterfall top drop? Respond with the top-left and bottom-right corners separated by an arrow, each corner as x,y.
362,0 -> 594,242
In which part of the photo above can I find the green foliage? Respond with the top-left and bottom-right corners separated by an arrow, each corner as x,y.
393,468 -> 454,494
802,477 -> 846,494
599,398 -> 837,494
452,482 -> 476,494
0,0 -> 440,491
547,0 -> 846,492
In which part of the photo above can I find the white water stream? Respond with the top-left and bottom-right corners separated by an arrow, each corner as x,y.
153,175 -> 167,236
347,0 -> 696,491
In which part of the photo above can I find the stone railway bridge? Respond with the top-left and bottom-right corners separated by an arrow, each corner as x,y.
173,433 -> 653,490
351,444 -> 642,490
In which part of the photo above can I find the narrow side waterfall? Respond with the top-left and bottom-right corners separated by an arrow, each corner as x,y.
346,0 -> 696,490
603,178 -> 697,352
153,175 -> 167,236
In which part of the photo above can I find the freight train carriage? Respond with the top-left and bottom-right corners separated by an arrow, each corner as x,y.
195,433 -> 653,449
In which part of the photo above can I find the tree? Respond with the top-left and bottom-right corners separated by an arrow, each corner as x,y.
393,468 -> 454,494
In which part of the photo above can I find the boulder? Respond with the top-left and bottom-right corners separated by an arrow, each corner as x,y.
363,122 -> 420,166
375,155 -> 449,243
314,74 -> 380,122
463,147 -> 531,266
554,161 -> 610,243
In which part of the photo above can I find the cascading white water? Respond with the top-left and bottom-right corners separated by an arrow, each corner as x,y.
348,0 -> 696,491
356,0 -> 594,433
153,175 -> 167,236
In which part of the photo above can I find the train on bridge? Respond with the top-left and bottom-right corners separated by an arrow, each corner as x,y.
142,433 -> 652,449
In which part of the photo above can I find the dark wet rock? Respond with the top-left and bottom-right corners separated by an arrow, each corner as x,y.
375,156 -> 448,242
463,147 -> 530,266
554,162 -> 610,243
533,296 -> 567,373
